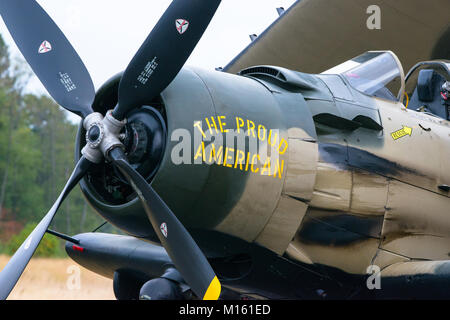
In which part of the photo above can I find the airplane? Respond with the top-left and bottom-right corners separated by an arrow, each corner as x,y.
0,0 -> 449,300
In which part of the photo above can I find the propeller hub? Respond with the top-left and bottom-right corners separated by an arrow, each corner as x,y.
88,125 -> 101,142
86,122 -> 104,148
81,111 -> 127,163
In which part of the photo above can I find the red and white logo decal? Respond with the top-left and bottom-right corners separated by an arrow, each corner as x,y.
160,222 -> 168,238
38,40 -> 52,54
175,19 -> 189,35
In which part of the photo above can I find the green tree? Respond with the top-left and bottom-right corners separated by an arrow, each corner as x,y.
0,33 -> 108,256
4,222 -> 62,257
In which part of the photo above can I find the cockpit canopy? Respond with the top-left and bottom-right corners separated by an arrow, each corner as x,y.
323,52 -> 450,120
323,51 -> 405,102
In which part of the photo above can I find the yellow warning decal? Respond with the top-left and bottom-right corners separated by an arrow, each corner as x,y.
203,276 -> 221,300
391,126 -> 412,140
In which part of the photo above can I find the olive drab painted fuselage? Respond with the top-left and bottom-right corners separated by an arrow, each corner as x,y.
74,53 -> 450,297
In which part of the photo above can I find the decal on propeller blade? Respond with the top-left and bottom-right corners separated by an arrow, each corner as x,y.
160,222 -> 168,238
176,19 -> 189,35
137,57 -> 158,85
38,40 -> 52,54
58,72 -> 77,92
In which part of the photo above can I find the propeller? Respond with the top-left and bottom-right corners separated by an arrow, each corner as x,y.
0,0 -> 222,300
0,157 -> 92,300
110,148 -> 220,300
113,0 -> 222,120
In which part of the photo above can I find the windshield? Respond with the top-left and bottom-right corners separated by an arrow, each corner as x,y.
323,51 -> 405,101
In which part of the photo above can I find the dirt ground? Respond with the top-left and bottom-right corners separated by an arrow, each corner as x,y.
0,255 -> 115,300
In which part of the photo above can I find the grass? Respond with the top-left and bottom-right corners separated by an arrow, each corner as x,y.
0,255 -> 115,300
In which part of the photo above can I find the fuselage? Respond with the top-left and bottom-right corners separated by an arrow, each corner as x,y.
75,64 -> 450,279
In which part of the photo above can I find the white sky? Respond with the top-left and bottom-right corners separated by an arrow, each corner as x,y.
0,0 -> 296,121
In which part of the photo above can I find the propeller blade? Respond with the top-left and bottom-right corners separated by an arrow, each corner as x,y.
109,148 -> 221,300
0,0 -> 95,118
0,157 -> 92,300
112,0 -> 222,120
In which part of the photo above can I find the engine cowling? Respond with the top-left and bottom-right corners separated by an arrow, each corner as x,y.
75,66 -> 318,255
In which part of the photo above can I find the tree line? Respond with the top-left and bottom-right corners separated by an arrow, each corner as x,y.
0,34 -> 110,254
